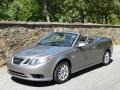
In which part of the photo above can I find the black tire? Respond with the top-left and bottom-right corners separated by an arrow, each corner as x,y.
103,51 -> 111,65
53,61 -> 71,84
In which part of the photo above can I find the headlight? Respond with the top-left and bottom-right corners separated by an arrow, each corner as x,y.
23,56 -> 52,65
29,58 -> 46,65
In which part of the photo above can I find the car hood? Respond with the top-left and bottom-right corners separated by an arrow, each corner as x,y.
14,45 -> 71,58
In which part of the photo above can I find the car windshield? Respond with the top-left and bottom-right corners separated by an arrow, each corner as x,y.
39,33 -> 77,47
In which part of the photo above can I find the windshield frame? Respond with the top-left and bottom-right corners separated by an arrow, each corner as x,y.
39,32 -> 78,47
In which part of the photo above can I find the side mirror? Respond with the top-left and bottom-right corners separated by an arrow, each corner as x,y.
77,42 -> 85,47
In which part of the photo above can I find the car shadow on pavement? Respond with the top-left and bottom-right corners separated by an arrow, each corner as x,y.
11,77 -> 55,87
70,59 -> 113,79
70,63 -> 103,79
11,59 -> 113,87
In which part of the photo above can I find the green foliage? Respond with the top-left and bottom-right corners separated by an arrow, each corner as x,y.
0,0 -> 120,24
58,0 -> 86,23
7,0 -> 42,21
7,0 -> 22,20
18,0 -> 41,21
0,0 -> 10,20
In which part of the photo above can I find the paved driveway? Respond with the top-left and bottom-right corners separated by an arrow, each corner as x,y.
0,46 -> 120,90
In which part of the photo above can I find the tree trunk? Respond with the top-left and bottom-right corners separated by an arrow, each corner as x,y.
105,14 -> 108,24
43,0 -> 50,22
81,11 -> 84,23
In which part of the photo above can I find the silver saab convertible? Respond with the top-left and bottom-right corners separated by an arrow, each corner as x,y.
7,32 -> 113,83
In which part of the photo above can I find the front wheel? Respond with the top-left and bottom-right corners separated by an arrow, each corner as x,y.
53,61 -> 70,84
103,51 -> 111,65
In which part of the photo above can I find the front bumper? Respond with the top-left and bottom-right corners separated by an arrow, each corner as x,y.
7,62 -> 54,81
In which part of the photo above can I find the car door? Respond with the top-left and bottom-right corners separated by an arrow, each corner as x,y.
72,36 -> 99,72
80,42 -> 98,65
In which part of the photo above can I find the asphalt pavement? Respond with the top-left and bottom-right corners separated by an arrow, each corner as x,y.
0,46 -> 120,90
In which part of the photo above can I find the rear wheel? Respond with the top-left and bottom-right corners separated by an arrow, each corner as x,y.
103,51 -> 111,65
53,61 -> 70,84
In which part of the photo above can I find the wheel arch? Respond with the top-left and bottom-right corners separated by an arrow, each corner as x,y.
54,58 -> 72,70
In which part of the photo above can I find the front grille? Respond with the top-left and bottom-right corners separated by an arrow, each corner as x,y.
13,57 -> 24,65
9,70 -> 27,77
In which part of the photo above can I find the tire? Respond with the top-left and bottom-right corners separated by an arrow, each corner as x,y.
53,61 -> 71,84
103,51 -> 111,65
